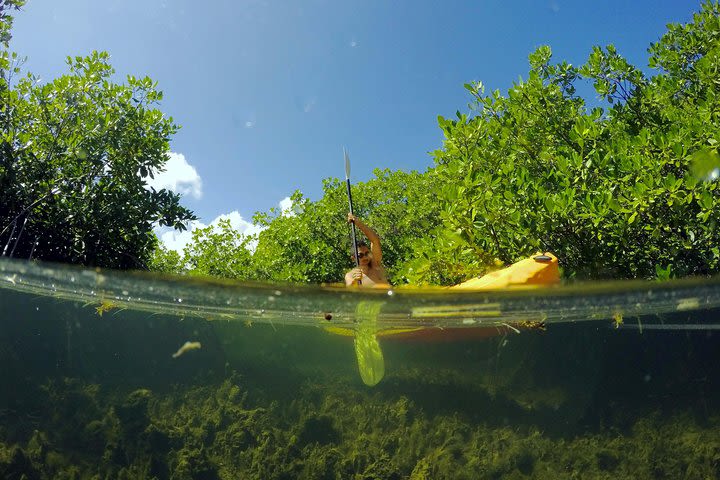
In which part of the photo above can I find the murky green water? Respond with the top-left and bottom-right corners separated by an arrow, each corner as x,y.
1,257 -> 720,479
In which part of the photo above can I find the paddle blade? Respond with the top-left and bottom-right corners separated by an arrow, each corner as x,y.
353,300 -> 385,387
354,331 -> 385,387
344,147 -> 351,179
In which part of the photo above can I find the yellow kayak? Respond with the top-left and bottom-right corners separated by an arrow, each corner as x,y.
328,253 -> 559,386
450,252 -> 559,290
328,252 -> 559,341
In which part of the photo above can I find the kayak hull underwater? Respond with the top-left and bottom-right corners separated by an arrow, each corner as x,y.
376,325 -> 515,342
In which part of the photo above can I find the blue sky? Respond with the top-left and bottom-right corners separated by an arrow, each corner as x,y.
10,0 -> 697,250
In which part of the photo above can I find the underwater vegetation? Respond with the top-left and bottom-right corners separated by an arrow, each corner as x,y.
1,286 -> 720,479
1,373 -> 719,480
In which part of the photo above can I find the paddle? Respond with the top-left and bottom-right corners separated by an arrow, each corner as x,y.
344,147 -> 361,285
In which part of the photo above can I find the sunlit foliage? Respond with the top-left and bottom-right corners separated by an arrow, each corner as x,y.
428,0 -> 720,280
159,170 -> 442,284
1,10 -> 195,268
155,2 -> 720,284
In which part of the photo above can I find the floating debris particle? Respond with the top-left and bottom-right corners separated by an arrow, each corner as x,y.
172,341 -> 202,359
501,323 -> 521,334
518,320 -> 547,331
95,300 -> 118,316
677,297 -> 700,311
613,311 -> 624,329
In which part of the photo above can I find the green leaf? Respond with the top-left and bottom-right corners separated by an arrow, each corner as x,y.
690,149 -> 720,182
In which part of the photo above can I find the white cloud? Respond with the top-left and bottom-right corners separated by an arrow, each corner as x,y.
156,197 -> 293,253
212,211 -> 265,238
156,211 -> 261,253
157,224 -> 197,253
245,121 -> 255,128
146,152 -> 203,199
279,196 -> 294,216
278,196 -> 303,217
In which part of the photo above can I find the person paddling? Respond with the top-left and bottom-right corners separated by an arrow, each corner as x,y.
344,213 -> 390,288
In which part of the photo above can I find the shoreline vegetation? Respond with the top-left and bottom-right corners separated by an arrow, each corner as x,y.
0,2 -> 717,286
148,1 -> 720,286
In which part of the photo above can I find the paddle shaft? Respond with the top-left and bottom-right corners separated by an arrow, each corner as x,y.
346,178 -> 361,284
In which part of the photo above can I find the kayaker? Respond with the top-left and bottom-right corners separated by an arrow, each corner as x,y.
344,213 -> 390,287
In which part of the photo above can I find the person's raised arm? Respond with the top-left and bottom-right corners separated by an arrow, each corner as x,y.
347,213 -> 383,265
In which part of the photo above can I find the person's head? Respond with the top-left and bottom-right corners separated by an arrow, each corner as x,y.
351,241 -> 372,267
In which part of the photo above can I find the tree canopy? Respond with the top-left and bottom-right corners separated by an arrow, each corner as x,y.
2,1 -> 718,283
152,170 -> 443,284
157,1 -> 720,285
1,6 -> 195,269
428,0 -> 720,280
